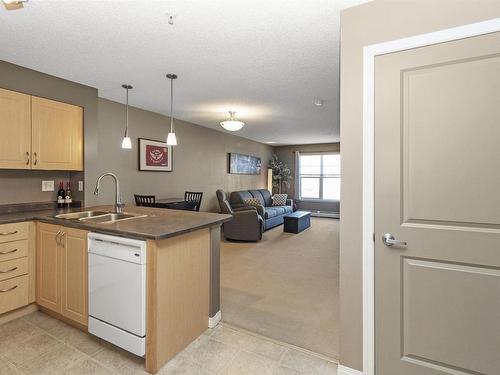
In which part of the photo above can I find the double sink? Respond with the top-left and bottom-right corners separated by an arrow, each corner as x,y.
55,210 -> 146,224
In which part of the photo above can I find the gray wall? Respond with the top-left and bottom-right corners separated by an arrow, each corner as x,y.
93,98 -> 272,212
0,62 -> 272,211
339,1 -> 500,371
0,60 -> 98,205
273,143 -> 340,212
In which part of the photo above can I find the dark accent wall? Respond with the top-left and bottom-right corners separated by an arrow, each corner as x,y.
273,143 -> 340,213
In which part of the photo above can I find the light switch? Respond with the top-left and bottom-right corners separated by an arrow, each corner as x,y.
78,181 -> 84,191
42,181 -> 54,192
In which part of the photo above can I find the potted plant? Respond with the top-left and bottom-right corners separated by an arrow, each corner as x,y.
269,154 -> 292,194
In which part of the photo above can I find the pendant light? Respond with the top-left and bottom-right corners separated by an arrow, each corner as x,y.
220,111 -> 245,131
166,73 -> 178,146
121,84 -> 133,149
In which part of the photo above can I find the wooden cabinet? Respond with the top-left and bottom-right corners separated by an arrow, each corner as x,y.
32,97 -> 83,171
0,88 -> 31,169
37,223 -> 88,326
0,221 -> 35,315
60,227 -> 88,325
37,223 -> 61,313
0,87 -> 83,171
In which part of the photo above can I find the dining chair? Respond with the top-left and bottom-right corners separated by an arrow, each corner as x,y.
134,194 -> 156,207
184,191 -> 203,212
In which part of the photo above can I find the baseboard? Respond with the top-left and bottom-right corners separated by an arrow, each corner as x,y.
208,310 -> 221,328
338,365 -> 364,375
0,303 -> 38,325
309,211 -> 340,218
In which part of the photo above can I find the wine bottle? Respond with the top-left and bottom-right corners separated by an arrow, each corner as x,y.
64,182 -> 73,208
57,182 -> 65,209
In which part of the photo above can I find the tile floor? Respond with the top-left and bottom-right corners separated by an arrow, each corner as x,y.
0,311 -> 338,375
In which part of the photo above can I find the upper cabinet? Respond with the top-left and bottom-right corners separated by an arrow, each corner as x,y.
0,88 -> 32,169
0,88 -> 83,171
32,97 -> 83,171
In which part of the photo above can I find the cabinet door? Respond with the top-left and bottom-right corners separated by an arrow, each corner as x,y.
37,223 -> 61,313
32,96 -> 83,171
60,227 -> 88,326
0,88 -> 31,169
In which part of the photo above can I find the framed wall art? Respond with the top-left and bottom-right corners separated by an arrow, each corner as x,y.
138,138 -> 173,172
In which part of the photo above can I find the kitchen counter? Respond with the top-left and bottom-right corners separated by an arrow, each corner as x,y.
0,205 -> 231,240
0,202 -> 230,374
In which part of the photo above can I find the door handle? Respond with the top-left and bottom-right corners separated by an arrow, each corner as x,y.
0,248 -> 17,255
26,151 -> 30,165
0,267 -> 18,274
382,233 -> 407,247
0,231 -> 18,236
33,152 -> 38,165
60,232 -> 66,248
0,285 -> 18,293
56,230 -> 62,246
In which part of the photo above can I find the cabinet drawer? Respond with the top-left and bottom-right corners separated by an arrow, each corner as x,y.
0,257 -> 28,282
0,222 -> 29,244
0,274 -> 28,314
0,240 -> 28,262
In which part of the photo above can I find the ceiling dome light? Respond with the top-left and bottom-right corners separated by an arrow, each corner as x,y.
220,111 -> 245,132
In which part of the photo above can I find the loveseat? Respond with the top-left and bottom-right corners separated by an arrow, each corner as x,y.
229,189 -> 293,230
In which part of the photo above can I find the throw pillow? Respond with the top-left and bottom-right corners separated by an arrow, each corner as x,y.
243,198 -> 262,208
272,194 -> 287,206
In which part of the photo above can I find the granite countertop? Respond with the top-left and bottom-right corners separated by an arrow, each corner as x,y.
0,205 -> 231,241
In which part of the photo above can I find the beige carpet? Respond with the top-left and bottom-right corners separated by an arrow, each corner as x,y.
220,217 -> 339,359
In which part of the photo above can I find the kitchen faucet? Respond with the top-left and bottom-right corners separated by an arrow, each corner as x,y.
94,173 -> 125,213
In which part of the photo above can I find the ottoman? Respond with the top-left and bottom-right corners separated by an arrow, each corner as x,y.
283,211 -> 311,233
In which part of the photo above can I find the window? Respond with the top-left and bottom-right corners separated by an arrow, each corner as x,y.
299,153 -> 340,200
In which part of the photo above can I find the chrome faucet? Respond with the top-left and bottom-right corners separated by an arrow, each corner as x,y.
94,173 -> 125,213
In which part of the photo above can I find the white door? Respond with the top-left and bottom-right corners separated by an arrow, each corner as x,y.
375,31 -> 500,374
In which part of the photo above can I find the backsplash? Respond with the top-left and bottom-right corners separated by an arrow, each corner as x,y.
0,170 -> 83,205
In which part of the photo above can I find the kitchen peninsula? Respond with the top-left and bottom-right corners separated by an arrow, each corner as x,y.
0,204 -> 231,374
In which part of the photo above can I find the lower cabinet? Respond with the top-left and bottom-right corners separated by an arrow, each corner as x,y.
37,223 -> 88,326
0,221 -> 35,315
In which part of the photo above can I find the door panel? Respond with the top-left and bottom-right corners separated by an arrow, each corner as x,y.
403,55 -> 500,226
375,32 -> 500,375
31,96 -> 83,171
60,227 -> 88,326
0,88 -> 31,169
36,223 -> 61,313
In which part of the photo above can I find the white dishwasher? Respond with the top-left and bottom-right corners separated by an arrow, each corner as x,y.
88,232 -> 147,356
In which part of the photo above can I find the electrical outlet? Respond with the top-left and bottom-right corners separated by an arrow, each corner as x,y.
42,181 -> 54,192
78,181 -> 84,191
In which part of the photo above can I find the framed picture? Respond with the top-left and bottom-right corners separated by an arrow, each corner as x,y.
138,138 -> 173,172
228,153 -> 262,175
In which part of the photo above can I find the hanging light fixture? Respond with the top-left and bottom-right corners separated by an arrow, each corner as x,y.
166,73 -> 178,146
121,84 -> 133,149
220,111 -> 245,131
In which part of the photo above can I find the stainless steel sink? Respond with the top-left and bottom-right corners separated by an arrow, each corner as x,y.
79,212 -> 146,224
55,211 -> 109,220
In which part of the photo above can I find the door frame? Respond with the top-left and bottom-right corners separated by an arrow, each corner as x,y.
361,17 -> 500,375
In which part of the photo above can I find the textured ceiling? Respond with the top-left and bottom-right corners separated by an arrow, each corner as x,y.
0,0 -> 368,145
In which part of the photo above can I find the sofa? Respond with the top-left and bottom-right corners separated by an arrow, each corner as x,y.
229,189 -> 293,230
216,189 -> 263,241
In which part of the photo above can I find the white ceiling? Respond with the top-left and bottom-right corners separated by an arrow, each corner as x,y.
0,0 -> 368,145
